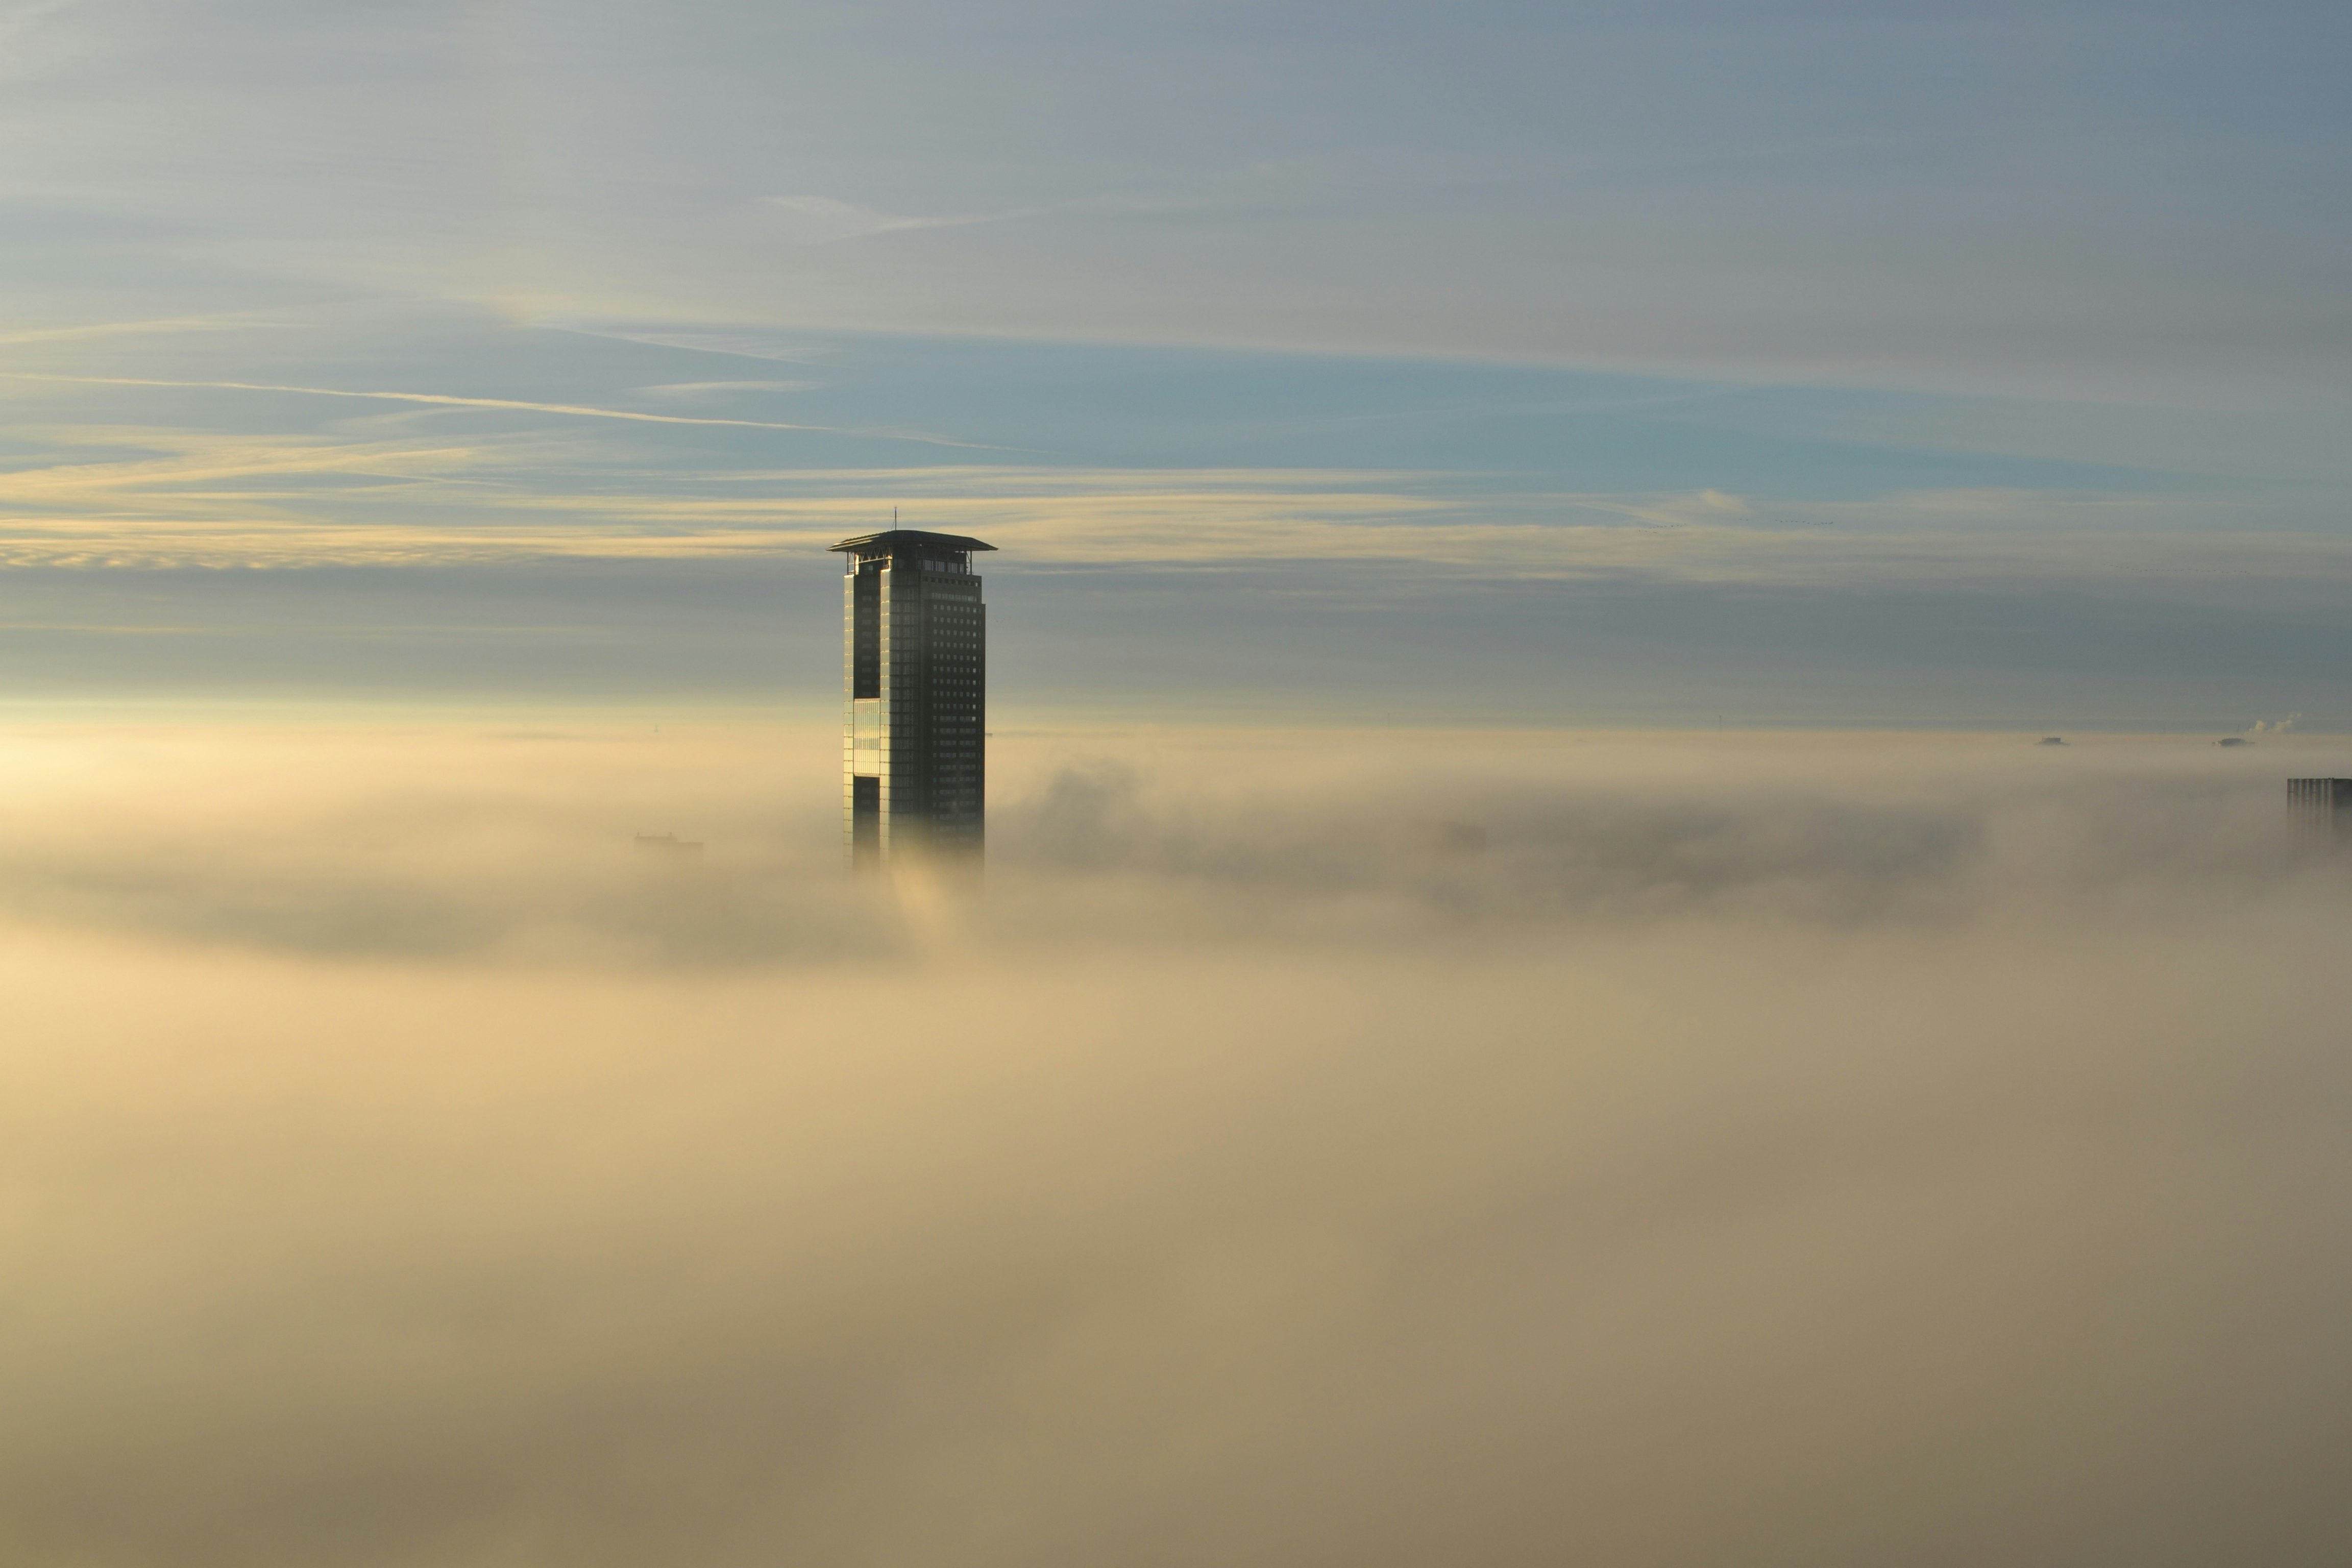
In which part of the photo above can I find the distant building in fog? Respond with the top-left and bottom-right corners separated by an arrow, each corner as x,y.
832,528 -> 993,869
2288,778 -> 2352,836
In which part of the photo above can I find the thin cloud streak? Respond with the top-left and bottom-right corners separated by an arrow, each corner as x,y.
634,380 -> 823,397
0,423 -> 2342,586
758,190 -> 1195,244
0,315 -> 280,348
0,374 -> 1000,449
761,194 -> 1051,242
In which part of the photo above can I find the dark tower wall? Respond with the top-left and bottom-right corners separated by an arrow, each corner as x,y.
2289,778 -> 2352,837
834,529 -> 995,869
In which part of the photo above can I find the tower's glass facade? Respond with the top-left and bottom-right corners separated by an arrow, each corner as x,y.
831,529 -> 994,868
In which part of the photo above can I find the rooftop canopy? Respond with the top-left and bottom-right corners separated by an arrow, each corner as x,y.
829,529 -> 997,556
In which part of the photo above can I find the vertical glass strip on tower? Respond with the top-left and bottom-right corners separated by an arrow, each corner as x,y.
831,528 -> 995,869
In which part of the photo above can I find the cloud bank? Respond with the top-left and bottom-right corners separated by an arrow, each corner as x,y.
2,723 -> 2348,1566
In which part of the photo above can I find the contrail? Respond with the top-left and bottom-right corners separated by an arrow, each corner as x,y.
0,373 -> 998,449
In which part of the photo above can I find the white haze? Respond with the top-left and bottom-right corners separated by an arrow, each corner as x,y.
2,721 -> 2348,1566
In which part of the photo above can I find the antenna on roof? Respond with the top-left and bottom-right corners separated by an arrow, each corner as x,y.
893,506 -> 898,526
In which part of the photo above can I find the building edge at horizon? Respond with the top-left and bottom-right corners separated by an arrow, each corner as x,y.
2289,777 -> 2352,838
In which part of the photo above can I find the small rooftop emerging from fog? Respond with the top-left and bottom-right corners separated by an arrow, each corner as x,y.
829,529 -> 997,559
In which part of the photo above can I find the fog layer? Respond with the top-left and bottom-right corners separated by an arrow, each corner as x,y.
2,723 -> 2347,1566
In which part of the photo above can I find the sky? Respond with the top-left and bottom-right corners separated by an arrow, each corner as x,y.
2,0 -> 2348,723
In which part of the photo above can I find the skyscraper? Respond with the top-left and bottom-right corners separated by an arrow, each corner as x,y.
833,528 -> 994,868
2289,777 -> 2352,837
